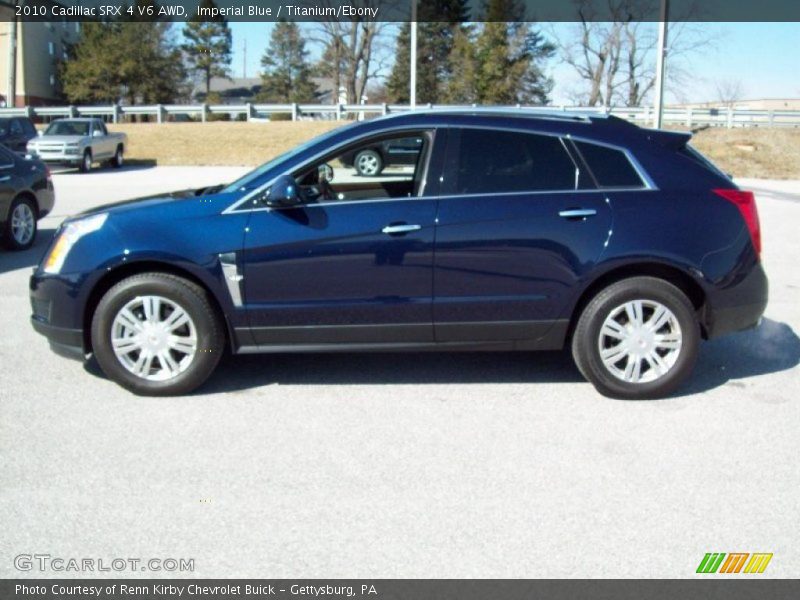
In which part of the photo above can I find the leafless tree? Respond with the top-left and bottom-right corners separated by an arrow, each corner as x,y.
310,1 -> 392,104
552,9 -> 625,107
553,0 -> 716,107
715,79 -> 745,108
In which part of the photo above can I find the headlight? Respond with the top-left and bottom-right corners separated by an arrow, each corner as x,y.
43,213 -> 108,274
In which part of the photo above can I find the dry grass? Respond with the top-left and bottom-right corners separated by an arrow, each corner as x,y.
681,127 -> 800,179
107,121 -> 345,167
108,121 -> 800,179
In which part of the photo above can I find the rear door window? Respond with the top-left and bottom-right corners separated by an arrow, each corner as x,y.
446,128 -> 578,195
572,140 -> 645,188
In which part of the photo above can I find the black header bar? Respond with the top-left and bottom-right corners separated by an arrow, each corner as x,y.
2,579 -> 800,600
1,0 -> 800,23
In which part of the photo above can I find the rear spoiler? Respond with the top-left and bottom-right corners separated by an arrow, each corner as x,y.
644,129 -> 692,151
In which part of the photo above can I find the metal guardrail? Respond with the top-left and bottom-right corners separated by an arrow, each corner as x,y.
1,102 -> 799,128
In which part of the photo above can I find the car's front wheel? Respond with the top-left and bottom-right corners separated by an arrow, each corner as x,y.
91,273 -> 225,396
571,276 -> 700,399
80,149 -> 92,173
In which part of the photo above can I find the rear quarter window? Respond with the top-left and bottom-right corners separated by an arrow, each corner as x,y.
573,140 -> 645,188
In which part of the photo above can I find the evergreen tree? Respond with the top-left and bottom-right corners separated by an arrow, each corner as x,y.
443,26 -> 478,104
386,0 -> 470,104
61,20 -> 185,105
61,23 -> 120,103
259,22 -> 318,103
182,0 -> 232,96
473,0 -> 554,105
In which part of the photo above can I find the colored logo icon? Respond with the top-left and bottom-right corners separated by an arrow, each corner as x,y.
697,553 -> 773,574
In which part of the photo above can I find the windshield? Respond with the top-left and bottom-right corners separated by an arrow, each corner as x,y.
45,121 -> 90,137
220,122 -> 356,194
0,120 -> 8,136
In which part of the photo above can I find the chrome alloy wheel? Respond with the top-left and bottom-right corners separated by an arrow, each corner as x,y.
110,295 -> 197,381
11,202 -> 35,245
356,152 -> 380,175
597,299 -> 683,384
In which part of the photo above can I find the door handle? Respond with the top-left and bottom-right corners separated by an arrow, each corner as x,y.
559,208 -> 597,219
382,223 -> 421,235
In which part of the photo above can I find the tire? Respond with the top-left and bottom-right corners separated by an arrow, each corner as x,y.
571,276 -> 700,400
354,149 -> 383,176
110,145 -> 124,168
2,195 -> 37,251
91,273 -> 225,396
80,149 -> 92,173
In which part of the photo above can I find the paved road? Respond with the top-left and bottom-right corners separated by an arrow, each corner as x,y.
1,167 -> 798,578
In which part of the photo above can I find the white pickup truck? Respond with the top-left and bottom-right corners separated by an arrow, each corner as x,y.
26,118 -> 127,173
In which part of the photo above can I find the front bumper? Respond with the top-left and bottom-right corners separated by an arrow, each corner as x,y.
27,150 -> 82,164
30,269 -> 95,360
30,316 -> 85,360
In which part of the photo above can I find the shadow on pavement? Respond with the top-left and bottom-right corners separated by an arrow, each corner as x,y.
78,316 -> 799,398
0,228 -> 55,275
51,161 -> 157,175
680,318 -> 800,396
200,318 -> 799,397
203,349 -> 583,394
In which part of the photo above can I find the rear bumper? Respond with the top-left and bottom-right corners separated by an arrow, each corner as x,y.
704,262 -> 769,339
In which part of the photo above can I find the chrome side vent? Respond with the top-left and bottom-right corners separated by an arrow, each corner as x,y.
219,252 -> 243,307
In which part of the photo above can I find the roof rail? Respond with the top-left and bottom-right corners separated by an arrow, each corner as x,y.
376,106 -> 613,124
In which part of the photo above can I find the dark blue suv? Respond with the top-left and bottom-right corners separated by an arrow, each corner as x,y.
30,110 -> 768,398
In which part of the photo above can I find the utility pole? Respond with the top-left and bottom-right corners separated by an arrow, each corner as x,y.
653,0 -> 669,128
409,1 -> 417,109
242,38 -> 247,78
6,2 -> 17,108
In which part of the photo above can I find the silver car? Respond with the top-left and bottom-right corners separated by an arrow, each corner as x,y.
27,118 -> 127,173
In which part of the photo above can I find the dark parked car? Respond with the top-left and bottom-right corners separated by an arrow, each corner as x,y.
0,117 -> 38,153
30,110 -> 767,398
340,135 -> 424,176
1,144 -> 54,250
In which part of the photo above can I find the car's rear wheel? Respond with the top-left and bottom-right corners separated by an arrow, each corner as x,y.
91,273 -> 225,396
2,196 -> 37,250
571,277 -> 700,399
80,149 -> 92,173
110,145 -> 124,168
354,149 -> 383,176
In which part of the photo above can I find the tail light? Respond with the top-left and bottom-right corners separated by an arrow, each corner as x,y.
713,189 -> 761,257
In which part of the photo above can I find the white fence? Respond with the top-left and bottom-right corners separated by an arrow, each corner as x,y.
1,102 -> 798,128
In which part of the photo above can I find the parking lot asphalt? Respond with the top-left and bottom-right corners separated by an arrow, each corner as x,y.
1,166 -> 798,578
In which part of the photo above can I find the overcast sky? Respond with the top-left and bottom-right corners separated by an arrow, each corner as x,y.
224,21 -> 800,105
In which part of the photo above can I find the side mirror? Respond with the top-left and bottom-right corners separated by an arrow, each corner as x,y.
265,175 -> 302,207
92,129 -> 103,137
318,163 -> 334,182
